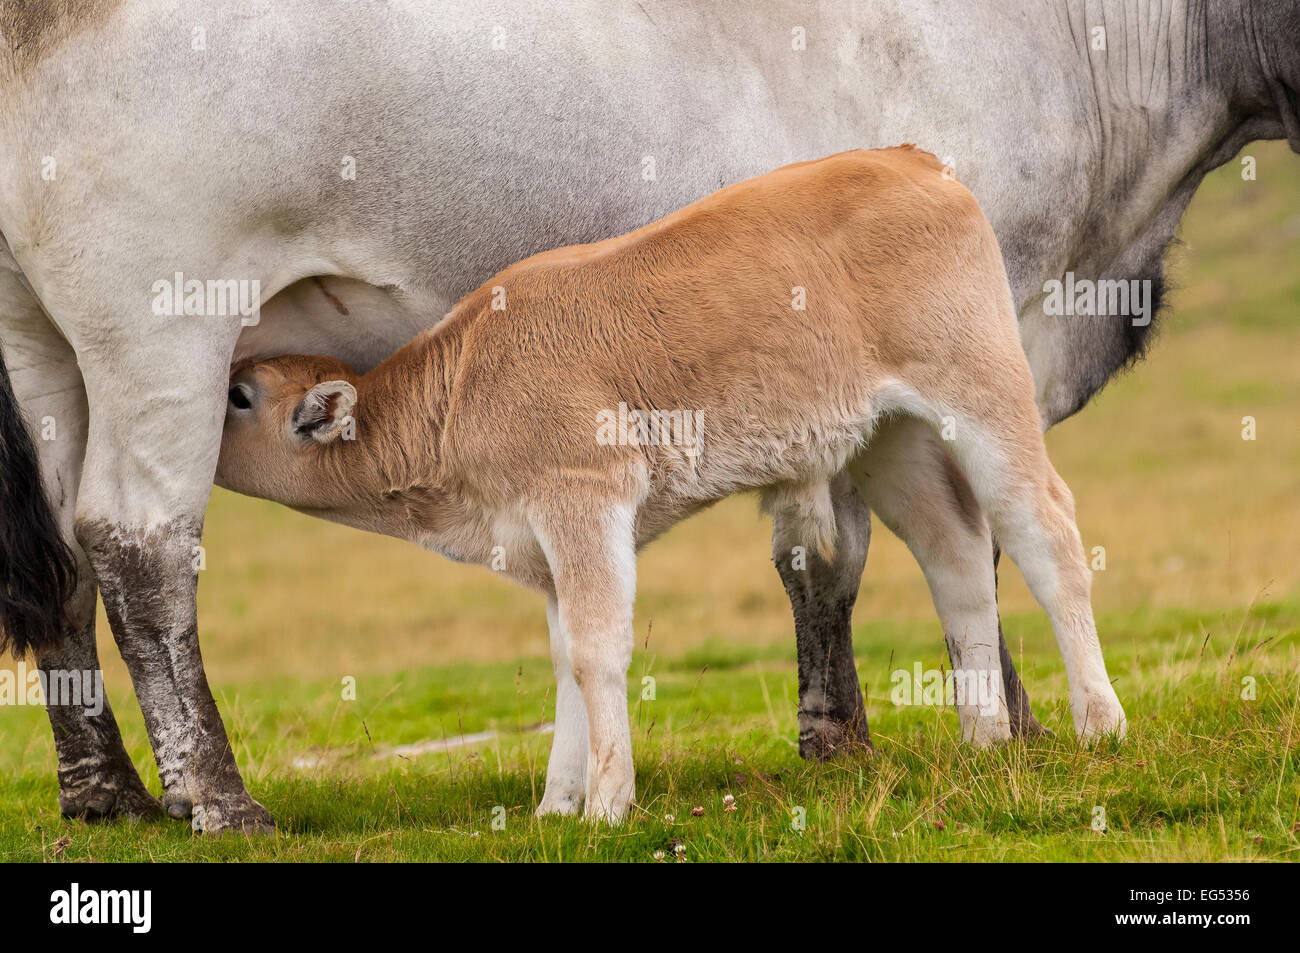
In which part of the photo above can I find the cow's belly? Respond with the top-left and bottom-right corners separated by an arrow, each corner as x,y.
233,277 -> 447,374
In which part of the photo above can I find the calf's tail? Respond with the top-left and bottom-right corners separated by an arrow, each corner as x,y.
0,344 -> 75,657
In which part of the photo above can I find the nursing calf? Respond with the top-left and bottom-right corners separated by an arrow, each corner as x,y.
216,147 -> 1125,822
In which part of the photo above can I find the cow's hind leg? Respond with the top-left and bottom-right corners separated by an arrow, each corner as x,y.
994,546 -> 1050,737
770,472 -> 871,759
0,276 -> 160,820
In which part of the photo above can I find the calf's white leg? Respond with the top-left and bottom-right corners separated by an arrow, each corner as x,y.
850,418 -> 1010,745
980,463 -> 1125,739
537,595 -> 589,817
933,399 -> 1125,740
530,497 -> 637,823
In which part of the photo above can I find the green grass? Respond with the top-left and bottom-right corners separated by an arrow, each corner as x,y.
1,142 -> 1298,861
1,599 -> 1296,861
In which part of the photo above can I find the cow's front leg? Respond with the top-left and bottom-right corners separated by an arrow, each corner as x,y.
771,472 -> 872,759
38,568 -> 163,821
531,495 -> 636,824
71,322 -> 271,834
1,279 -> 160,820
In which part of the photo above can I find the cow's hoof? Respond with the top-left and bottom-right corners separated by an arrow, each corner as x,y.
163,790 -> 193,819
1011,713 -> 1054,738
963,716 -> 1013,747
191,795 -> 276,835
798,716 -> 873,761
59,769 -> 164,822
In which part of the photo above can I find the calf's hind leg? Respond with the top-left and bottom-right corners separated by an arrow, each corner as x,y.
772,473 -> 1043,755
848,418 -> 1010,745
936,389 -> 1126,740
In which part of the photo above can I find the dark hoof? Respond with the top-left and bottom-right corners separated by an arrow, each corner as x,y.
1010,713 -> 1054,739
191,795 -> 276,835
798,717 -> 874,761
59,772 -> 164,823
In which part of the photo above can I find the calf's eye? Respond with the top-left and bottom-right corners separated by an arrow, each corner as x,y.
228,385 -> 253,410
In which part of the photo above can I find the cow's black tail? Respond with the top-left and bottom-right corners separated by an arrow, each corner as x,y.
0,344 -> 75,657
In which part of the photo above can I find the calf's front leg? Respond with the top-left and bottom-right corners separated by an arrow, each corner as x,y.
530,496 -> 637,824
537,595 -> 589,816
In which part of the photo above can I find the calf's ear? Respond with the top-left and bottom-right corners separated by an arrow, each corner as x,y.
292,380 -> 357,443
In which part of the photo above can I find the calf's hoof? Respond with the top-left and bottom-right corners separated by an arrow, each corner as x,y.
582,778 -> 635,825
536,785 -> 585,818
1074,689 -> 1127,742
583,802 -> 632,825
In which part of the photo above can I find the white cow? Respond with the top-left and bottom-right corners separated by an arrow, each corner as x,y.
0,0 -> 1296,831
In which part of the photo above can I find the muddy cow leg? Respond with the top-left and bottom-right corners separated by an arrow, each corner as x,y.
67,311 -> 271,834
771,472 -> 872,759
993,545 -> 1049,737
36,579 -> 163,821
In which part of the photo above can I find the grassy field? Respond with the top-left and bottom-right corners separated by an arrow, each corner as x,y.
1,143 -> 1298,862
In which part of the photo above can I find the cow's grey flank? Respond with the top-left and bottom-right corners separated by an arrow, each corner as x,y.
0,0 -> 126,79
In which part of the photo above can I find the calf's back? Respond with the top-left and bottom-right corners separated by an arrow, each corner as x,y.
434,147 -> 1024,507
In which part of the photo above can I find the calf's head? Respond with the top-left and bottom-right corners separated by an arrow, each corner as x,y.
216,355 -> 359,508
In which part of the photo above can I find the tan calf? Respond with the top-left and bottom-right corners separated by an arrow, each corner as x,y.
216,146 -> 1126,822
